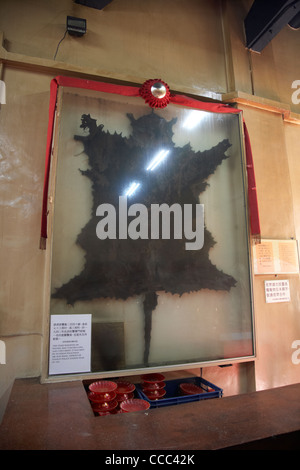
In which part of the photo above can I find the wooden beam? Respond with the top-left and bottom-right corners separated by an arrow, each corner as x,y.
1,31 -> 299,124
222,90 -> 300,125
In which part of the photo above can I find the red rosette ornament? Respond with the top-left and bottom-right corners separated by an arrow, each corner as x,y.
139,79 -> 171,108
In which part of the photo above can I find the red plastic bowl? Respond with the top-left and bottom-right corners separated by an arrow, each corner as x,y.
116,392 -> 134,402
142,381 -> 166,391
88,380 -> 117,394
179,383 -> 203,395
91,399 -> 118,412
143,389 -> 166,400
140,373 -> 165,383
88,391 -> 116,403
116,381 -> 136,394
120,399 -> 150,413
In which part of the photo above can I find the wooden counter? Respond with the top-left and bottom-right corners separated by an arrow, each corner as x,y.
0,378 -> 299,450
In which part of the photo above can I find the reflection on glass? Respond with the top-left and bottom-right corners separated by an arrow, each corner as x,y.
146,149 -> 170,171
124,181 -> 141,197
182,110 -> 206,129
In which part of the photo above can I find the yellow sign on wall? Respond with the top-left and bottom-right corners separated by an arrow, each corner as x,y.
253,239 -> 299,275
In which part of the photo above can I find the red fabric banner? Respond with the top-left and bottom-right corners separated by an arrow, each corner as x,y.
40,76 -> 260,247
243,121 -> 261,238
40,78 -> 58,248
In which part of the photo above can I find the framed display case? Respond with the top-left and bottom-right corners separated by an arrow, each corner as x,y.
41,77 -> 257,381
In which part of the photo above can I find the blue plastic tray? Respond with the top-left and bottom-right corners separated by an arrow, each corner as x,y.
136,376 -> 222,408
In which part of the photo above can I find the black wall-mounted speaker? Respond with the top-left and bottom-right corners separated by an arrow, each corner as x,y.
245,0 -> 300,52
67,16 -> 87,37
74,0 -> 113,10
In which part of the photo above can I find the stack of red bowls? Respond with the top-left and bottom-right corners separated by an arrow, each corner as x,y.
88,380 -> 118,416
115,381 -> 136,405
140,373 -> 166,400
114,381 -> 150,413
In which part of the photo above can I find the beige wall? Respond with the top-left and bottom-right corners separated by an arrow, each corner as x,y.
0,0 -> 299,419
241,105 -> 300,390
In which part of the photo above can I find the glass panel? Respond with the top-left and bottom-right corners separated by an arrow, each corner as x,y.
49,86 -> 254,376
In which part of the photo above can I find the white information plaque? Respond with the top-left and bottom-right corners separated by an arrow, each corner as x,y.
264,280 -> 290,304
49,314 -> 91,375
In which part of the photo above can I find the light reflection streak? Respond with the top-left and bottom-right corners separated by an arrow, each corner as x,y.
124,181 -> 140,197
182,110 -> 206,129
146,149 -> 169,171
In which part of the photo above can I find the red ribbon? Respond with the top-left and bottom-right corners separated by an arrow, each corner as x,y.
40,79 -> 58,248
40,76 -> 260,247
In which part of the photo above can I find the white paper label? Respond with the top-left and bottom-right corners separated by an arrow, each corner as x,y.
264,280 -> 290,303
49,314 -> 91,375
